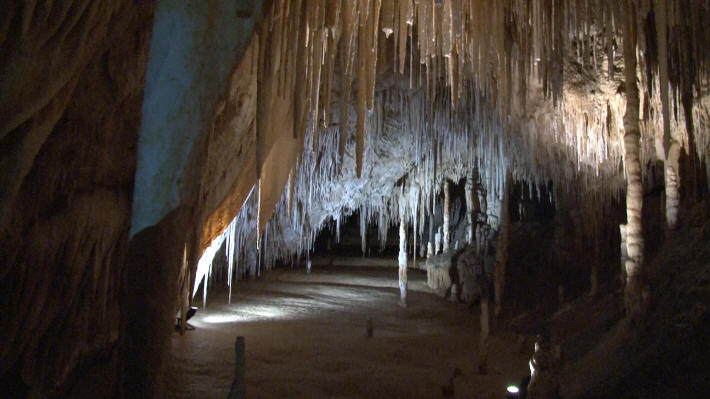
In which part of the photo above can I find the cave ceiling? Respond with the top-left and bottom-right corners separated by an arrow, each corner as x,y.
191,0 -> 710,273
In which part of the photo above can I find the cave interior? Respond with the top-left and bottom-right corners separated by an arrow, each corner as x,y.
1,0 -> 710,398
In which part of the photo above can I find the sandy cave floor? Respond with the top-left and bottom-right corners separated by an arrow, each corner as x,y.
159,266 -> 529,398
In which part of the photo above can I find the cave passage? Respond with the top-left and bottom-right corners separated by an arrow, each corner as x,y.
160,266 -> 528,399
2,1 -> 710,398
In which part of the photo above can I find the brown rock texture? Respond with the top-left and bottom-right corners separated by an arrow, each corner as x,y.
0,1 -> 154,396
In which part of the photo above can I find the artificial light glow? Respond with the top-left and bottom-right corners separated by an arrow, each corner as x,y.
202,314 -> 244,324
507,385 -> 519,394
201,305 -> 290,324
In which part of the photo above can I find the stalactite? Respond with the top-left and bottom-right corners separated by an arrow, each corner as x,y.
465,175 -> 474,245
398,213 -> 408,307
360,207 -> 367,255
494,172 -> 511,320
411,185 -> 419,270
476,180 -> 489,256
428,205 -> 435,256
622,0 -> 646,320
356,14 -> 367,179
339,0 -> 357,160
323,1 -> 342,129
226,218 -> 236,304
655,0 -> 672,157
195,0 -> 710,313
442,179 -> 451,252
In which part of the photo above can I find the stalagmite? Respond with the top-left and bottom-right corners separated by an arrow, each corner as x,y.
413,204 -> 418,270
227,336 -> 246,399
435,227 -> 442,255
494,173 -> 511,320
622,0 -> 646,319
398,215 -> 408,307
654,0 -> 682,232
429,210 -> 435,256
664,142 -> 681,230
443,179 -> 451,252
465,175 -> 474,245
619,224 -> 628,285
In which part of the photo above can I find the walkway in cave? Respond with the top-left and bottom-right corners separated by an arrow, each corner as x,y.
159,266 -> 529,398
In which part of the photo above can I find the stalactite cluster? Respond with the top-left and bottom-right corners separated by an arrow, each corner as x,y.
197,0 -> 710,301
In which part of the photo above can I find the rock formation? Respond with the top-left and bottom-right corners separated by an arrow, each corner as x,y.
1,1 -> 709,397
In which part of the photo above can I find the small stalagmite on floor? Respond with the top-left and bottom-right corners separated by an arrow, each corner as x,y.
441,367 -> 462,398
227,336 -> 246,399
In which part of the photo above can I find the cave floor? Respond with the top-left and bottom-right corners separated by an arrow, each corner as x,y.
159,266 -> 529,398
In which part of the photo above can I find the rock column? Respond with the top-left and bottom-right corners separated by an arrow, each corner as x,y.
622,1 -> 647,320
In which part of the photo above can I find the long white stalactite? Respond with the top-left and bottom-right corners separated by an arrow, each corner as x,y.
194,1 -> 710,314
398,212 -> 408,307
443,179 -> 450,252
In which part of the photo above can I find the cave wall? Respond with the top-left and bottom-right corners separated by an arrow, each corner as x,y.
0,2 -> 154,396
122,0 -> 264,397
0,0 -> 265,397
2,1 -> 710,398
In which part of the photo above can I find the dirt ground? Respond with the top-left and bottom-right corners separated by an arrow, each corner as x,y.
158,266 -> 529,398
